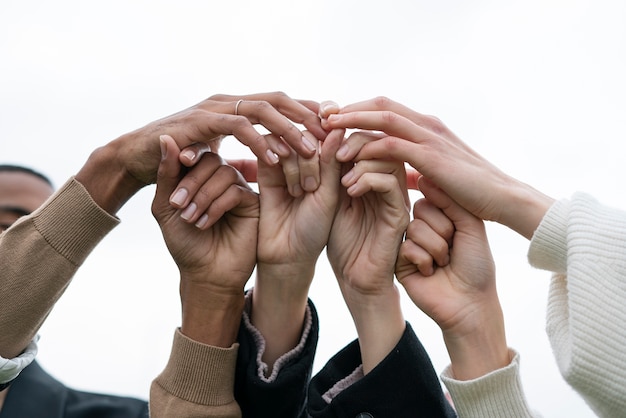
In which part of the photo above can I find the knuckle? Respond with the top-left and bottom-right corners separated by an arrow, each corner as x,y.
381,110 -> 398,124
373,95 -> 392,109
423,114 -> 447,135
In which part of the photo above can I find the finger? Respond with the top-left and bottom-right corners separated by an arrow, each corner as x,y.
405,217 -> 451,267
178,110 -> 281,167
227,159 -> 258,183
169,153 -> 224,210
319,100 -> 341,119
208,92 -> 326,145
298,99 -> 321,115
341,159 -> 403,188
406,168 -> 420,190
179,142 -> 216,167
412,198 -> 455,247
196,184 -> 259,230
298,131 -> 320,192
335,130 -> 389,162
346,172 -> 406,216
397,238 -> 435,277
153,135 -> 183,221
418,176 -> 484,234
281,147 -> 303,197
341,158 -> 409,210
319,128 -> 345,185
182,163 -> 252,225
337,96 -> 440,133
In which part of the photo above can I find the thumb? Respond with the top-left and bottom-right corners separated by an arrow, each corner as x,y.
417,176 -> 477,227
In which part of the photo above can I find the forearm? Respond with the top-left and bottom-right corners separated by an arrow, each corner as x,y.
341,284 -> 406,374
251,262 -> 314,373
0,179 -> 118,358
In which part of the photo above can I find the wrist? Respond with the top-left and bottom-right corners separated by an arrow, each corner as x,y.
342,285 -> 406,374
442,302 -> 509,380
498,179 -> 555,240
251,263 -> 314,355
75,138 -> 146,215
180,279 -> 245,348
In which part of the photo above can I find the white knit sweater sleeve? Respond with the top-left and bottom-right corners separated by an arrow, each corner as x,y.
528,192 -> 626,418
441,349 -> 540,418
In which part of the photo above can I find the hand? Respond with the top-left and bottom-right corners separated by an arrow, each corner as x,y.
396,176 -> 509,380
324,97 -> 555,239
328,157 -> 410,374
76,91 -> 322,215
251,128 -> 344,371
151,135 -> 259,347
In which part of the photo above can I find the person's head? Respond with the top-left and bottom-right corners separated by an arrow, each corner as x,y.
0,165 -> 54,232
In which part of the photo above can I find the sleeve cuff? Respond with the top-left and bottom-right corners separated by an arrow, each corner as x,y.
441,349 -> 537,417
0,336 -> 39,384
241,289 -> 313,383
153,328 -> 239,406
33,177 -> 119,266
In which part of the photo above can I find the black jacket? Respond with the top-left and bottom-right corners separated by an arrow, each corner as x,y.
0,361 -> 148,418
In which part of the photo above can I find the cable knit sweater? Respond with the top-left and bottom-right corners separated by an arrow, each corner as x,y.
528,192 -> 626,417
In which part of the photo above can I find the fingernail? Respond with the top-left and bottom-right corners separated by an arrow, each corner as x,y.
276,142 -> 290,156
195,214 -> 209,229
302,136 -> 316,153
159,136 -> 167,160
337,144 -> 349,160
292,184 -> 303,197
180,202 -> 197,221
266,149 -> 279,164
304,176 -> 317,191
181,149 -> 195,162
341,170 -> 354,185
170,188 -> 188,206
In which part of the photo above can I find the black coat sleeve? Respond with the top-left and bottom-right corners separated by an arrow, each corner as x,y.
308,322 -> 457,418
234,299 -> 319,418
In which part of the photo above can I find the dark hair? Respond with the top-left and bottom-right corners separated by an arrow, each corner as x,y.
0,164 -> 54,188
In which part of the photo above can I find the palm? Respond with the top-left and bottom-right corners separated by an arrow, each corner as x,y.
329,178 -> 409,292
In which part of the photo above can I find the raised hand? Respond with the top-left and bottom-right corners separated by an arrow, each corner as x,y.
328,157 -> 410,374
76,91 -> 323,215
151,135 -> 259,347
250,128 -> 344,371
396,176 -> 509,380
322,96 -> 554,239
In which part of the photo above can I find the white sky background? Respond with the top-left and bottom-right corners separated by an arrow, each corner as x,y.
2,0 -> 626,416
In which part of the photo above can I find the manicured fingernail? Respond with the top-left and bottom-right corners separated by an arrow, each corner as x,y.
266,149 -> 279,164
170,188 -> 188,206
304,176 -> 317,191
341,170 -> 354,185
181,149 -> 195,162
195,214 -> 209,229
337,144 -> 349,160
276,142 -> 290,156
159,136 -> 167,160
302,136 -> 316,153
180,202 -> 197,221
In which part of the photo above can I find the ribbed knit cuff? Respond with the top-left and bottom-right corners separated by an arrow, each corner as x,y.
155,328 -> 239,406
33,177 -> 119,266
528,198 -> 569,274
441,349 -> 537,418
